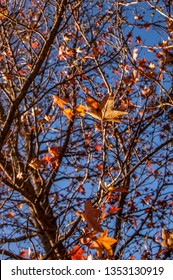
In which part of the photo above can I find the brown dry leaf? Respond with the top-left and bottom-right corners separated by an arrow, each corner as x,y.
86,94 -> 127,122
161,229 -> 173,249
91,229 -> 117,257
82,200 -> 103,232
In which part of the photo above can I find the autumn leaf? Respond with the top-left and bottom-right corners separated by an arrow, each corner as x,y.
91,229 -> 117,257
53,95 -> 67,108
48,146 -> 59,156
161,229 -> 173,249
86,94 -> 127,122
31,42 -> 39,49
19,249 -> 27,258
80,200 -> 103,232
109,206 -> 121,214
75,104 -> 86,116
29,158 -> 45,170
68,245 -> 86,260
41,154 -> 51,165
63,108 -> 74,121
6,211 -> 15,218
86,97 -> 99,110
107,186 -> 128,192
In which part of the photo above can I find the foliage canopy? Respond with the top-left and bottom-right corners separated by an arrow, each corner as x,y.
0,0 -> 173,260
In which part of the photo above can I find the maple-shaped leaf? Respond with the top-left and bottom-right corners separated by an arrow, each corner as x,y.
82,200 -> 103,232
91,229 -> 117,257
161,229 -> 173,249
86,95 -> 127,122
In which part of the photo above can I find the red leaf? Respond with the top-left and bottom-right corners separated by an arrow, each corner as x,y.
31,42 -> 39,49
48,146 -> 59,156
109,206 -> 121,214
68,245 -> 86,260
95,144 -> 102,151
133,218 -> 138,228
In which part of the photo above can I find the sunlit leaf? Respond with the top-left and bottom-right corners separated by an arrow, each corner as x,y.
48,146 -> 59,156
91,229 -> 117,257
63,108 -> 74,121
53,95 -> 68,108
75,104 -> 86,116
86,94 -> 127,122
29,158 -> 44,170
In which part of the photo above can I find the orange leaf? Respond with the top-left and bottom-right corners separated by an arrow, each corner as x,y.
68,245 -> 86,260
53,95 -> 67,108
86,94 -> 127,122
41,154 -> 51,164
95,144 -> 102,151
63,108 -> 74,121
19,249 -> 27,258
86,97 -> 99,110
91,229 -> 117,257
31,42 -> 39,49
96,163 -> 103,172
6,211 -> 15,218
107,186 -> 128,192
48,146 -> 59,156
75,104 -> 86,116
109,206 -> 121,214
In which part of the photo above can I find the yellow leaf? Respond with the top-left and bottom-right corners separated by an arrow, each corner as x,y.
75,104 -> 86,116
63,108 -> 74,121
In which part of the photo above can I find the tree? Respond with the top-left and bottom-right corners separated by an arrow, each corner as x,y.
0,0 -> 173,260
